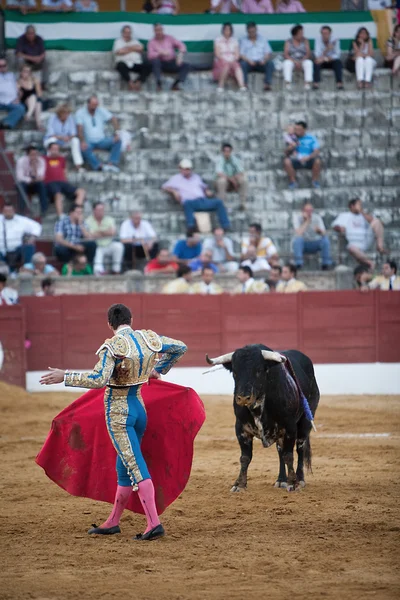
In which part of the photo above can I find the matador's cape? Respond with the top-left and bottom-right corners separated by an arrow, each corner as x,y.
36,380 -> 205,515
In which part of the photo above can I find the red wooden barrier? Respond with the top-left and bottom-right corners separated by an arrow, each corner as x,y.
0,305 -> 26,387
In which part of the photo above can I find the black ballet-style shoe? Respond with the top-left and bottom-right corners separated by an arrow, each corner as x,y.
87,523 -> 121,535
134,524 -> 165,541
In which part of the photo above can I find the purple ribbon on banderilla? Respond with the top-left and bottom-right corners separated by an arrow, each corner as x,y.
283,358 -> 317,432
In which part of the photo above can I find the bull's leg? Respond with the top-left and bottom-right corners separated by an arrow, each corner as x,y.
274,442 -> 288,489
231,419 -> 253,493
296,416 -> 312,488
295,439 -> 306,488
282,432 -> 297,492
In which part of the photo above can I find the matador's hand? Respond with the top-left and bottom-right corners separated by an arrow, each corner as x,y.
40,367 -> 66,385
149,369 -> 161,380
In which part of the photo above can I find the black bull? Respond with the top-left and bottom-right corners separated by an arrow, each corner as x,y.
206,345 -> 320,492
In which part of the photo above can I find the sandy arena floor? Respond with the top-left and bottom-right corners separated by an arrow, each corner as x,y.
0,382 -> 399,600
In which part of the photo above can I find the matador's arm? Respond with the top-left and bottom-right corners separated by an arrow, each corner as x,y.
154,336 -> 187,375
65,348 -> 116,389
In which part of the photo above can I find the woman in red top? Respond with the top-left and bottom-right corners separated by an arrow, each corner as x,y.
44,141 -> 86,216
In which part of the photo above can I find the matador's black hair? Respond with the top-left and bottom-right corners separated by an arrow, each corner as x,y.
108,303 -> 132,330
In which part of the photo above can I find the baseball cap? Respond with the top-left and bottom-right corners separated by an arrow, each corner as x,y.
179,159 -> 193,169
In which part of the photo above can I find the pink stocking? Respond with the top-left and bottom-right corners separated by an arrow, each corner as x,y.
101,485 -> 132,529
137,479 -> 161,534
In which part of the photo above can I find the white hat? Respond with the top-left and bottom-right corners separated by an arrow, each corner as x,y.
179,158 -> 193,169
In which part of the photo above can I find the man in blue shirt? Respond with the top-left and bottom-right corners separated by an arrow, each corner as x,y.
171,228 -> 202,264
283,121 -> 321,190
189,249 -> 219,274
239,22 -> 275,91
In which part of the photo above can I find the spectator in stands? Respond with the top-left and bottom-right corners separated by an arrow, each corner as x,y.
239,22 -> 274,92
341,0 -> 367,10
85,202 -> 124,275
276,263 -> 307,293
119,211 -> 159,269
369,260 -> 400,291
210,0 -> 239,12
17,65 -> 43,130
241,0 -> 274,13
113,25 -> 152,92
162,159 -> 231,231
189,249 -> 219,275
0,58 -> 26,130
283,25 -> 313,90
292,201 -> 332,270
156,0 -> 179,13
0,274 -> 19,305
162,265 -> 193,294
233,265 -> 269,294
332,198 -> 385,269
144,248 -> 178,274
62,253 -> 93,276
213,23 -> 246,92
5,1 -> 37,14
148,23 -> 190,91
44,104 -> 83,170
202,226 -> 238,272
191,266 -> 224,295
0,201 -> 41,272
241,222 -> 279,267
36,277 -> 56,296
41,0 -> 73,11
266,264 -> 282,292
283,121 -> 321,190
44,142 -> 86,217
346,27 -> 376,89
384,24 -> 400,75
54,204 -> 96,267
241,245 -> 271,272
313,26 -> 343,90
15,25 -> 48,91
16,144 -> 48,215
21,251 -> 59,276
276,0 -> 306,12
172,229 -> 202,265
75,0 -> 99,10
75,95 -> 122,173
353,264 -> 372,290
215,143 -> 247,209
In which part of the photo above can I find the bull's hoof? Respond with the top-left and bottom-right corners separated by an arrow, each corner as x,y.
286,484 -> 300,492
230,485 -> 246,493
274,481 -> 288,489
298,480 -> 306,488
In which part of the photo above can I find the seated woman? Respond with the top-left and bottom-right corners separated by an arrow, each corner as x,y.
213,23 -> 246,92
44,104 -> 83,170
384,24 -> 400,76
18,65 -> 42,130
346,27 -> 376,89
283,24 -> 313,90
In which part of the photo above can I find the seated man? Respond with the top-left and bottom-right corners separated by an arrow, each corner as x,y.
147,23 -> 190,91
113,25 -> 151,91
215,143 -> 247,210
6,1 -> 37,14
144,248 -> 179,274
15,25 -> 48,88
75,95 -> 122,173
239,22 -> 275,92
162,265 -> 193,294
41,0 -> 73,11
0,58 -> 26,130
369,260 -> 400,291
202,227 -> 238,272
119,211 -> 159,269
283,121 -> 321,190
21,251 -> 59,276
16,144 -> 48,215
313,26 -> 343,90
171,228 -> 202,265
353,264 -> 372,291
85,202 -> 124,275
240,244 -> 270,273
62,253 -> 93,276
189,249 -> 219,275
190,266 -> 224,295
233,265 -> 269,294
54,204 -> 96,268
241,222 -> 279,267
0,273 -> 19,305
36,277 -> 56,297
332,198 -> 385,269
44,142 -> 86,217
276,263 -> 307,293
265,264 -> 282,292
292,201 -> 332,270
0,201 -> 41,271
162,159 -> 231,231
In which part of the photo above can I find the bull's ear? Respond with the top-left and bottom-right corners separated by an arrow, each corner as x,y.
222,362 -> 233,372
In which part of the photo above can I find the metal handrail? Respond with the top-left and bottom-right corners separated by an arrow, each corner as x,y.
0,142 -> 34,215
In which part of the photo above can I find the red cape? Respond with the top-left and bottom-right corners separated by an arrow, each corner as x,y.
36,380 -> 205,515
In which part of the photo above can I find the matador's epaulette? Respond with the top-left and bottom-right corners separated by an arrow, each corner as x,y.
135,329 -> 163,352
96,335 -> 131,359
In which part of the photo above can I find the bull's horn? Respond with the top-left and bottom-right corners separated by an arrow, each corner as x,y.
205,352 -> 234,365
261,350 -> 287,363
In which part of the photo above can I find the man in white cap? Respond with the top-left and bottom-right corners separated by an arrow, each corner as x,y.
162,159 -> 231,231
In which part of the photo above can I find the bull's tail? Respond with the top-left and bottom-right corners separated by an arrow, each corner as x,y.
304,436 -> 313,473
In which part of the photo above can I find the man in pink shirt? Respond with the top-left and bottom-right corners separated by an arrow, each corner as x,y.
147,23 -> 190,91
276,0 -> 306,13
241,0 -> 274,12
162,158 -> 231,230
